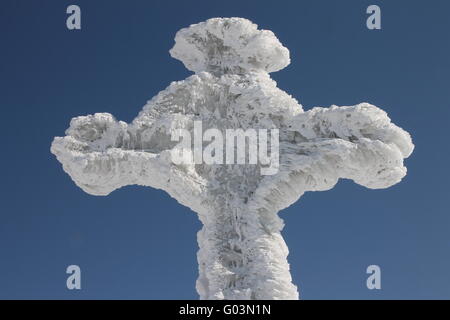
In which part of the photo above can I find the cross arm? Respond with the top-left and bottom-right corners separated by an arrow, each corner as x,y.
285,102 -> 414,190
50,112 -> 174,196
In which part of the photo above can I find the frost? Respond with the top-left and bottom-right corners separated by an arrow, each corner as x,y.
51,18 -> 414,300
169,17 -> 290,75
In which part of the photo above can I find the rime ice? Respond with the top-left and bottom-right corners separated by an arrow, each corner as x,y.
51,18 -> 414,300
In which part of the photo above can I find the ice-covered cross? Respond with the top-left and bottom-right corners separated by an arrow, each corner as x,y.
51,18 -> 414,300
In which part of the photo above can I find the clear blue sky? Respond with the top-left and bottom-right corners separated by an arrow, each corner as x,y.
1,0 -> 449,299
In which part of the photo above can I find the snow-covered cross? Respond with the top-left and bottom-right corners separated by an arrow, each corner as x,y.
51,18 -> 414,300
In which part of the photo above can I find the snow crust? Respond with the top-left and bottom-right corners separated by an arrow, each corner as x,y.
51,18 -> 413,300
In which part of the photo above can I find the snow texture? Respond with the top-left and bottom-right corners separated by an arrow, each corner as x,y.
51,18 -> 414,300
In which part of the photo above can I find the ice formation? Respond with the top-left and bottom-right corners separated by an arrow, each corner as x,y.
51,18 -> 414,300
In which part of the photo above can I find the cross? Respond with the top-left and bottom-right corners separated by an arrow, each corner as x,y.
51,18 -> 414,300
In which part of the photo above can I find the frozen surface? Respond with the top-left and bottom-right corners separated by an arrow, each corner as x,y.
51,18 -> 414,300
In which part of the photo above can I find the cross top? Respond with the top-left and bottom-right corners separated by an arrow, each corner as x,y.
51,17 -> 414,300
170,17 -> 290,75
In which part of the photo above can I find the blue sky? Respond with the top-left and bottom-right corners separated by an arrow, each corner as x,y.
0,0 -> 449,299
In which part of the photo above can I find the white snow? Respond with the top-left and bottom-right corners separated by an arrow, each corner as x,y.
51,17 -> 414,300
